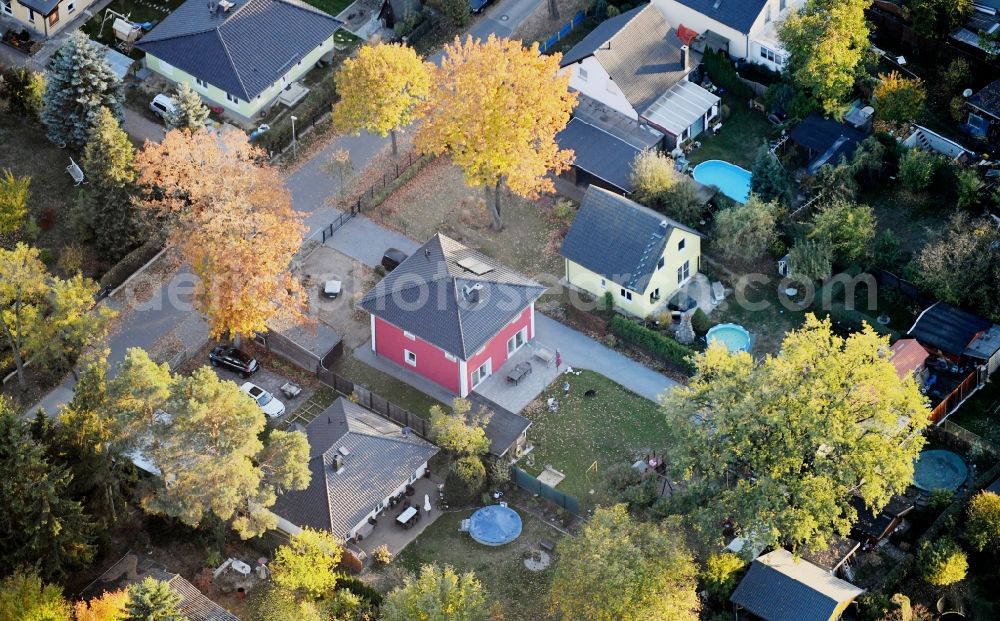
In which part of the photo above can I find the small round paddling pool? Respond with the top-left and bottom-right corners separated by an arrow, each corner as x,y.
706,323 -> 751,353
469,505 -> 523,546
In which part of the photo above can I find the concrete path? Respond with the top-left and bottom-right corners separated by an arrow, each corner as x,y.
535,314 -> 678,403
123,107 -> 166,145
468,0 -> 542,40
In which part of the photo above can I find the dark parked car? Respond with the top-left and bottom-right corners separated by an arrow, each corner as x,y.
209,345 -> 259,377
381,248 -> 409,272
469,0 -> 489,12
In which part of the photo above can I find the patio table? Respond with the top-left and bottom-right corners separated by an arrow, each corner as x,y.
506,362 -> 532,385
396,506 -> 418,526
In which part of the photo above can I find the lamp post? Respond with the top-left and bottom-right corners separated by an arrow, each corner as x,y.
290,115 -> 298,158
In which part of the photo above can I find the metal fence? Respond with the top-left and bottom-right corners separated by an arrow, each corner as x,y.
318,369 -> 430,438
539,10 -> 586,53
939,420 -> 1000,457
511,466 -> 582,516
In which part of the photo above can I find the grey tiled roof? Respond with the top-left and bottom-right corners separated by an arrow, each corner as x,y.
560,186 -> 701,293
358,234 -> 547,360
560,4 -> 695,113
968,79 -> 1000,119
136,0 -> 341,101
908,302 -> 993,357
730,549 -> 863,621
78,555 -> 240,621
670,0 -> 768,33
469,394 -> 530,457
18,0 -> 60,15
270,398 -> 438,538
556,118 -> 640,193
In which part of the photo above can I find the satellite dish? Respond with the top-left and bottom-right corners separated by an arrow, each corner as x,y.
963,88 -> 974,98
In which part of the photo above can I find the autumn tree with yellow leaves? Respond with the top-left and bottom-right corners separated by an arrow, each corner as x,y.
134,129 -> 306,340
332,42 -> 431,155
416,35 -> 576,230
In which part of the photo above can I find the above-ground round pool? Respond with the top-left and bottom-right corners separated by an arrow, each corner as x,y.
468,505 -> 522,546
706,323 -> 751,353
692,160 -> 752,203
912,450 -> 968,492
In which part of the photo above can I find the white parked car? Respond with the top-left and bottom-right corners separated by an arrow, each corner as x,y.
149,94 -> 177,120
240,382 -> 286,418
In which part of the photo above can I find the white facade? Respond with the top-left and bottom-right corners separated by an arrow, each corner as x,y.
651,0 -> 804,70
563,56 -> 640,120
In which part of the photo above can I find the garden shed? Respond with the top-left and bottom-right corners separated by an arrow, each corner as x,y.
255,318 -> 342,375
788,115 -> 867,174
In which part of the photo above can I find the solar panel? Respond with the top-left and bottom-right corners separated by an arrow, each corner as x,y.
457,257 -> 494,275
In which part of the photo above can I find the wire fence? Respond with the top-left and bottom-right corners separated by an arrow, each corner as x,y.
510,466 -> 582,516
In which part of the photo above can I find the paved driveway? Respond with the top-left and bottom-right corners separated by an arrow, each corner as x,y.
534,314 -> 678,403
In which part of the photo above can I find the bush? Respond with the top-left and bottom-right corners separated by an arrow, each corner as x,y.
453,455 -> 486,491
955,167 -> 984,211
336,575 -> 383,606
965,490 -> 1000,553
630,149 -> 678,206
916,538 -> 968,586
373,544 -> 393,566
713,195 -> 781,265
609,315 -> 695,373
602,291 -> 614,314
738,61 -> 781,86
702,50 -> 752,99
99,237 -> 164,290
700,553 -> 746,604
873,71 -> 926,128
899,149 -> 936,192
690,308 -> 711,336
928,488 -> 953,510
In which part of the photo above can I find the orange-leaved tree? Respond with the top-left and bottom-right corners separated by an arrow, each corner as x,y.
134,129 -> 306,340
332,42 -> 431,155
73,589 -> 129,621
416,35 -> 576,230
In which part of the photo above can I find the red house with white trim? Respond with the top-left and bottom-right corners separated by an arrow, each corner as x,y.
358,234 -> 547,397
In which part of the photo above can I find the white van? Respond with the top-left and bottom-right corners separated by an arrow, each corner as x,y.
149,94 -> 177,120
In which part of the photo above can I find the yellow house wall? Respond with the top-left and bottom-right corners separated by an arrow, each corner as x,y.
565,228 -> 702,318
6,0 -> 95,37
143,34 -> 334,120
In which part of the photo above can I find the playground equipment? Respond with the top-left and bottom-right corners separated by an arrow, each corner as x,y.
98,9 -> 142,52
66,158 -> 85,186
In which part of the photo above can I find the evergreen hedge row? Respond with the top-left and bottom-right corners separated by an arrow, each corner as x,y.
609,315 -> 696,373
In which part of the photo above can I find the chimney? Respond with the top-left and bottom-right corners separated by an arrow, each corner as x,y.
464,283 -> 484,304
331,454 -> 344,472
681,45 -> 689,71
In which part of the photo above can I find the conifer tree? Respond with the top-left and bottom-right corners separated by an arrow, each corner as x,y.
164,83 -> 210,131
125,578 -> 184,621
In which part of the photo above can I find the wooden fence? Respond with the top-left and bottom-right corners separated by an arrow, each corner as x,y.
318,369 -> 430,438
932,370 -> 984,424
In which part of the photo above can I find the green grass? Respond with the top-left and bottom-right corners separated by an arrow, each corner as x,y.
301,0 -> 354,17
329,354 -> 442,418
390,511 -> 558,621
519,371 -> 667,500
947,380 -> 1000,446
687,94 -> 778,170
710,269 -> 809,355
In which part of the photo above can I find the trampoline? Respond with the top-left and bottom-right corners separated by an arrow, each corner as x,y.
468,505 -> 522,546
912,450 -> 968,492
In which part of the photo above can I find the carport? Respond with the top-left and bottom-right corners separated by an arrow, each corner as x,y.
255,319 -> 343,375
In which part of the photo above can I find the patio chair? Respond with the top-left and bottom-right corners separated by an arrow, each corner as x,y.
459,519 -> 470,532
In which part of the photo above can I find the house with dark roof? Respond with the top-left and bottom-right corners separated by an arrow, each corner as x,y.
561,185 -> 703,318
79,554 -> 240,621
269,397 -> 438,542
964,78 -> 1000,139
2,0 -> 98,37
136,0 -> 341,120
558,4 -> 721,150
908,302 -> 1000,377
849,494 -> 914,549
358,234 -> 547,399
788,115 -> 868,174
653,0 -> 804,71
730,548 -> 864,621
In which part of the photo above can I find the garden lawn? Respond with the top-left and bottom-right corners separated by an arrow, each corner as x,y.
329,354 -> 442,417
390,510 -> 558,621
301,0 -> 354,17
369,158 -> 565,279
520,371 -> 668,501
687,95 -> 777,170
708,267 -> 809,355
948,380 -> 1000,446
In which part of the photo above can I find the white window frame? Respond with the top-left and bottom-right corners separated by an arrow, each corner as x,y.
677,260 -> 690,284
444,352 -> 457,362
650,287 -> 661,302
196,77 -> 208,88
226,92 -> 239,103
404,350 -> 417,366
2,0 -> 12,15
507,327 -> 527,355
28,8 -> 35,20
620,288 -> 633,301
67,1 -> 75,13
657,256 -> 665,270
606,79 -> 616,93
600,278 -> 606,289
759,46 -> 777,64
472,360 -> 492,388
678,238 -> 685,251
403,330 -> 416,341
578,67 -> 588,81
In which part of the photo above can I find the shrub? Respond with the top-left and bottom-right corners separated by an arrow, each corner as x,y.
98,238 -> 164,290
787,239 -> 832,281
899,149 -> 936,192
873,71 -> 926,128
488,459 -> 510,488
630,149 -> 678,205
750,144 -> 789,203
336,575 -> 383,606
702,50 -> 752,99
966,490 -> 1000,553
713,195 -> 781,265
453,455 -> 487,491
700,553 -> 746,604
807,199 -> 876,266
609,315 -> 695,373
552,198 -> 575,224
916,538 -> 968,586
373,544 -> 393,566
602,291 -> 614,314
955,167 -> 984,211
603,334 -> 618,348
690,308 -> 711,335
928,488 -> 953,510
606,4 -> 620,16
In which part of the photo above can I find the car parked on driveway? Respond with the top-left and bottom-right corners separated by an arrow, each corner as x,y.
381,248 -> 408,271
240,382 -> 286,418
150,94 -> 177,120
209,345 -> 259,377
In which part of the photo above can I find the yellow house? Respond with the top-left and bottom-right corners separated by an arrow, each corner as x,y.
135,0 -> 340,121
2,0 -> 97,37
560,185 -> 702,318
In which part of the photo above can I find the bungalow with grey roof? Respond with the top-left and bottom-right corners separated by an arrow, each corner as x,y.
135,0 -> 342,121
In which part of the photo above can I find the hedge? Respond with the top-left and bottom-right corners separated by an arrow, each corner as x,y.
337,575 -> 383,606
99,237 -> 165,291
702,50 -> 753,99
610,315 -> 695,373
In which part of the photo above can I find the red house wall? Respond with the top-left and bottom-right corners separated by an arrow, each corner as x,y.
465,306 -> 534,392
373,317 -> 461,394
